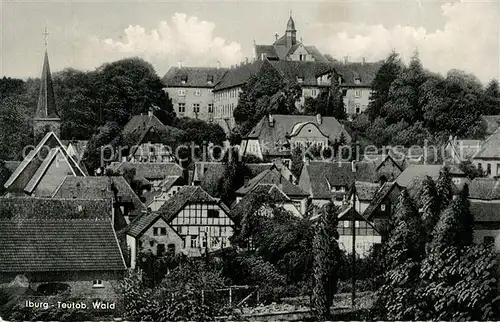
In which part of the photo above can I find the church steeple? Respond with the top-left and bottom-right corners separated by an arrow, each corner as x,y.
34,29 -> 61,140
285,13 -> 297,49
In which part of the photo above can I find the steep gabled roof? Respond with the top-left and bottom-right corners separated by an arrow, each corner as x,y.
4,132 -> 86,193
255,45 -> 279,59
52,176 -> 147,217
35,51 -> 59,120
300,161 -> 378,199
469,178 -> 500,200
363,182 -> 401,219
352,181 -> 381,201
162,66 -> 229,88
473,126 -> 500,159
236,168 -> 308,197
269,60 -> 334,86
213,60 -> 267,91
108,162 -> 183,181
158,186 -> 231,222
143,175 -> 184,207
126,212 -> 182,239
396,164 -> 464,188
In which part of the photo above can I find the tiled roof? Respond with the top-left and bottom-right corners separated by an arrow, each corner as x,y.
52,176 -> 147,217
236,168 -> 308,197
304,46 -> 329,62
396,164 -> 464,188
328,61 -> 382,87
0,196 -> 112,220
474,127 -> 500,159
469,178 -> 500,200
230,184 -> 291,223
4,132 -> 86,193
446,139 -> 482,161
255,45 -> 279,59
482,115 -> 500,135
269,60 -> 334,86
108,162 -> 184,181
362,153 -> 404,171
470,201 -> 500,222
162,67 -> 229,88
122,114 -> 183,149
244,114 -> 352,156
363,182 -> 400,219
143,175 -> 183,206
213,60 -> 267,91
158,186 -> 231,222
353,181 -> 381,201
0,219 -> 125,272
300,161 -> 378,199
192,162 -> 276,196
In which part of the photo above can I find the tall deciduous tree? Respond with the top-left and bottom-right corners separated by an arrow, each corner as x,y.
419,175 -> 440,241
367,51 -> 402,121
311,203 -> 340,319
484,78 -> 500,115
374,190 -> 426,320
436,166 -> 453,211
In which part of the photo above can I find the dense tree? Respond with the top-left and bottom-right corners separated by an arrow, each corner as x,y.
83,121 -> 124,174
436,166 -> 453,211
216,149 -> 250,205
484,78 -> 500,115
373,190 -> 426,320
366,52 -> 402,121
0,96 -> 33,160
95,57 -> 170,127
420,184 -> 497,320
306,72 -> 346,119
311,203 -> 340,319
419,176 -> 440,241
234,61 -> 300,136
0,77 -> 25,100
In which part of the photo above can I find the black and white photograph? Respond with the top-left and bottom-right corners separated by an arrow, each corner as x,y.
0,0 -> 500,320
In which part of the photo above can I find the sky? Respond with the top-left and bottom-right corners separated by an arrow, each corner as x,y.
1,0 -> 499,83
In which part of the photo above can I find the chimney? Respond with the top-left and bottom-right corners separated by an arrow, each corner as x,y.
216,61 -> 221,69
268,114 -> 274,127
343,56 -> 348,64
316,114 -> 322,125
261,53 -> 267,61
148,107 -> 153,118
275,32 -> 279,41
245,57 -> 249,64
449,134 -> 453,142
362,57 -> 366,65
351,160 -> 357,173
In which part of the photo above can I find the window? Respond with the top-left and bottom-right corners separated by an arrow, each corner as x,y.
157,244 -> 166,255
354,78 -> 361,85
355,103 -> 360,114
311,89 -> 318,97
380,204 -> 386,211
297,77 -> 303,83
160,227 -> 167,236
484,236 -> 495,246
190,235 -> 198,248
178,103 -> 185,113
354,90 -> 362,98
193,104 -> 200,113
355,221 -> 360,228
343,221 -> 349,228
167,243 -> 176,253
208,209 -> 219,218
150,241 -> 154,247
208,103 -> 214,113
487,163 -> 492,175
178,89 -> 186,96
194,89 -> 201,96
92,280 -> 104,288
153,227 -> 159,236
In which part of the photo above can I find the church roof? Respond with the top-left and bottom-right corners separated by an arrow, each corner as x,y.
162,66 -> 229,88
286,16 -> 296,31
35,51 -> 59,120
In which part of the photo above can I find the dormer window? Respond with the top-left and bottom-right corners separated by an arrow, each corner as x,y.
354,78 -> 361,85
207,75 -> 214,84
180,75 -> 188,84
297,77 -> 303,83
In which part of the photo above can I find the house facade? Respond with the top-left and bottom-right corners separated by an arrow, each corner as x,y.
468,178 -> 500,245
162,64 -> 228,122
240,114 -> 352,163
337,206 -> 382,257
